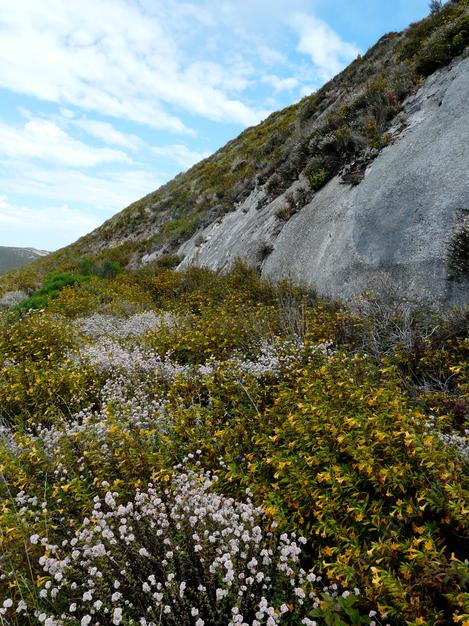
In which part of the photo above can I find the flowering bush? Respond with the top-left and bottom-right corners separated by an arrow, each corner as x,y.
74,311 -> 174,340
2,469 -> 377,626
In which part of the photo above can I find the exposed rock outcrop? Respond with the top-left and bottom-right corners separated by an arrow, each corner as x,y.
176,55 -> 469,304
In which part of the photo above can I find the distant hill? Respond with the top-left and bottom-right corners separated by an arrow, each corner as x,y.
0,246 -> 49,275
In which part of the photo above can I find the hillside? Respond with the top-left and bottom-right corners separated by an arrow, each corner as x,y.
3,0 -> 467,304
0,5 -> 468,624
0,246 -> 49,275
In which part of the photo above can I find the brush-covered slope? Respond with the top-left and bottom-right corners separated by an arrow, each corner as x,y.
1,263 -> 468,625
2,0 -> 469,300
0,246 -> 49,275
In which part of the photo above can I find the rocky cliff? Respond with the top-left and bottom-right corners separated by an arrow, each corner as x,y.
176,54 -> 469,304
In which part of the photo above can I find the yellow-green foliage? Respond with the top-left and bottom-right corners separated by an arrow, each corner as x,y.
0,313 -> 95,422
0,265 -> 467,625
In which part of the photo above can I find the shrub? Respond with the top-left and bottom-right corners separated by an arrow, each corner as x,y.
0,312 -> 95,423
306,167 -> 331,191
448,221 -> 469,277
79,256 -> 122,279
429,0 -> 443,14
166,350 -> 469,624
153,253 -> 183,270
15,272 -> 90,313
1,468 -> 375,626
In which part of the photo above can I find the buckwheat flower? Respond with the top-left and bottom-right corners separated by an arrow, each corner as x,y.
81,616 -> 92,626
16,600 -> 27,613
111,592 -> 122,602
191,608 -> 199,616
112,607 -> 123,624
369,611 -> 377,617
301,619 -> 317,626
163,606 -> 171,614
142,582 -> 151,593
94,600 -> 103,610
195,619 -> 204,626
69,603 -> 77,612
30,534 -> 40,544
2,599 -> 13,608
82,590 -> 93,601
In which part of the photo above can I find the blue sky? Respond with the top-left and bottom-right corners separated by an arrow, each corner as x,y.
0,0 -> 430,250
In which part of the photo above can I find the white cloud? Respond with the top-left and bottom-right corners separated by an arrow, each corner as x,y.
74,118 -> 143,151
74,118 -> 210,167
0,195 -> 101,249
261,74 -> 300,93
0,118 -> 130,167
257,45 -> 288,66
290,12 -> 360,81
0,0 -> 268,131
151,144 -> 211,169
0,160 -> 160,213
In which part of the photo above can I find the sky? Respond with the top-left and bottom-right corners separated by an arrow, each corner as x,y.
0,0 -> 430,251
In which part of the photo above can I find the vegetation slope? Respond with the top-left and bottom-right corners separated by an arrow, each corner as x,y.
0,262 -> 467,625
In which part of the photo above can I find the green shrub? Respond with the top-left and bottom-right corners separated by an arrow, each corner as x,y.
416,14 -> 469,76
15,271 -> 90,312
305,165 -> 331,191
79,256 -> 122,279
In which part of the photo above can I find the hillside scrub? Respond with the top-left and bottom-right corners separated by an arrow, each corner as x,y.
0,263 -> 467,625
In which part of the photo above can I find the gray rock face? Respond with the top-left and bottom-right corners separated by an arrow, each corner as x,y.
174,55 -> 469,303
0,290 -> 30,308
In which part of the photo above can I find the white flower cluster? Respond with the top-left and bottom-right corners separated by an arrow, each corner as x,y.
74,338 -> 190,378
71,310 -> 334,382
198,339 -> 332,380
229,339 -> 332,378
26,376 -> 167,467
74,311 -> 174,340
11,469 -> 347,626
437,430 -> 469,460
424,415 -> 469,461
